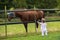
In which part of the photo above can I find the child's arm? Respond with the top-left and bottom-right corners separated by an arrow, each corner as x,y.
37,21 -> 40,24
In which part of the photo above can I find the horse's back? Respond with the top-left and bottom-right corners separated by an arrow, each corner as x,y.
15,10 -> 44,21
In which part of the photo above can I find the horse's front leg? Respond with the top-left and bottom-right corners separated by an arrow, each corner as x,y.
23,22 -> 28,33
35,20 -> 38,32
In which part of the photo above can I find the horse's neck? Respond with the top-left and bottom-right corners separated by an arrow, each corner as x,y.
15,12 -> 23,19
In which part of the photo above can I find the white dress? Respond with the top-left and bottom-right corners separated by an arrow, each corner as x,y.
40,23 -> 47,31
38,21 -> 48,36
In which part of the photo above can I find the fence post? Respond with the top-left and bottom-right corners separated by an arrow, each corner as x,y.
34,5 -> 37,33
4,5 -> 7,37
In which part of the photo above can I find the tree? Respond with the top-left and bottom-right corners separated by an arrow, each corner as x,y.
12,0 -> 27,8
57,0 -> 60,9
0,0 -> 58,9
0,0 -> 13,10
26,0 -> 35,9
26,0 -> 58,9
0,0 -> 27,10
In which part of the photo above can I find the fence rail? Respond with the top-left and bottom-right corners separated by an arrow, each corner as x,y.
0,20 -> 60,25
0,9 -> 60,25
0,9 -> 60,12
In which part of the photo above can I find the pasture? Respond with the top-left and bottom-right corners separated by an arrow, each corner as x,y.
0,21 -> 60,40
1,31 -> 60,40
0,16 -> 60,40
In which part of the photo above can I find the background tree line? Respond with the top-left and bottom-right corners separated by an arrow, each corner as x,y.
0,0 -> 60,17
0,0 -> 59,10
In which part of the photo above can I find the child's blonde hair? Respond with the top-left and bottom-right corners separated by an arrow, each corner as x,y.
41,18 -> 45,21
41,18 -> 45,23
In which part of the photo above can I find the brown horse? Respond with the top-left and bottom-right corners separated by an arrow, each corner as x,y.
7,10 -> 45,33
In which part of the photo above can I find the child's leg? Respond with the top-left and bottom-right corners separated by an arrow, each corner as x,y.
45,30 -> 48,35
41,30 -> 44,36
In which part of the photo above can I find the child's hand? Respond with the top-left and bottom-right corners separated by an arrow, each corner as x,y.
37,21 -> 40,24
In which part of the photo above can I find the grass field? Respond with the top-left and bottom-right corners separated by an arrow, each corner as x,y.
0,21 -> 60,40
0,31 -> 60,40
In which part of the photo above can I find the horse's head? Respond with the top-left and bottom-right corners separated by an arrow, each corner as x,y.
7,12 -> 15,21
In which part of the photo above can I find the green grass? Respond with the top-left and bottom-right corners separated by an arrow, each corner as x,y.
45,16 -> 60,21
0,31 -> 60,40
0,22 -> 60,35
0,21 -> 60,40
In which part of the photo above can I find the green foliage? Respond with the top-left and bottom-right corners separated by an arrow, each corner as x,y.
0,0 -> 13,10
57,0 -> 60,9
0,0 -> 58,9
26,0 -> 58,9
11,0 -> 27,8
26,0 -> 35,9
